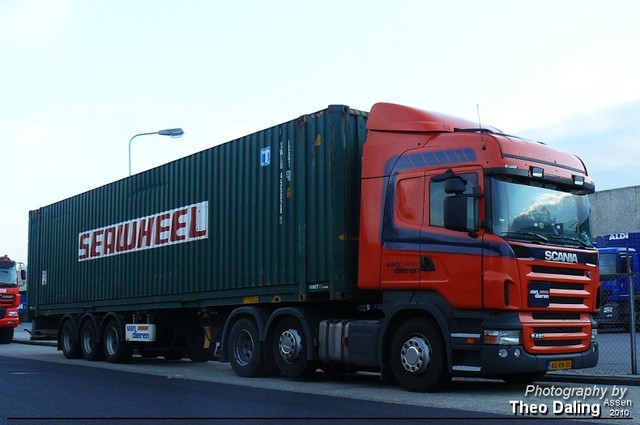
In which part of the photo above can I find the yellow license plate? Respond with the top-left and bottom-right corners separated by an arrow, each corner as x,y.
548,360 -> 573,371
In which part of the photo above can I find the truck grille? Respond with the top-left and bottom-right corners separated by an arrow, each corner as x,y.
0,294 -> 15,306
517,260 -> 596,354
520,312 -> 591,354
0,308 -> 5,319
525,264 -> 595,310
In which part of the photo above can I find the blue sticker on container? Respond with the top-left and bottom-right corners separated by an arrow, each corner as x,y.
260,147 -> 271,166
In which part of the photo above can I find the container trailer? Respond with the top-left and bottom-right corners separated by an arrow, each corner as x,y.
28,102 -> 600,391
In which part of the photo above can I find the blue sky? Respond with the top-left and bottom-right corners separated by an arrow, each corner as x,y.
2,0 -> 640,261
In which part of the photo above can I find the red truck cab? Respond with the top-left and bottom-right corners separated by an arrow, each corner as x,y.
358,103 -> 598,389
0,255 -> 23,344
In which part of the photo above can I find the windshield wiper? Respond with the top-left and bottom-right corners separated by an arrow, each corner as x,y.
549,235 -> 588,248
501,231 -> 549,243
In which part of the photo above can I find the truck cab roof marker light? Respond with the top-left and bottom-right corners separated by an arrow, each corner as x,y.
530,166 -> 544,179
573,175 -> 585,186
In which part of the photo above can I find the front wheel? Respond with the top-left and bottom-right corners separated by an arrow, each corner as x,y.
0,328 -> 14,344
103,319 -> 133,364
389,318 -> 450,392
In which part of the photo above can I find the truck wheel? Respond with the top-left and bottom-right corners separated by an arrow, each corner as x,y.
272,316 -> 317,377
60,320 -> 81,358
103,319 -> 133,364
389,318 -> 450,392
0,328 -> 14,344
227,318 -> 266,377
188,327 -> 214,363
80,319 -> 104,361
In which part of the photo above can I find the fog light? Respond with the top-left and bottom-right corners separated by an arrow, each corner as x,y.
498,348 -> 508,358
591,328 -> 598,343
513,348 -> 521,357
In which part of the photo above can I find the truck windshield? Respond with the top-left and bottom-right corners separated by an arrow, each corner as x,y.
490,177 -> 593,248
0,261 -> 17,286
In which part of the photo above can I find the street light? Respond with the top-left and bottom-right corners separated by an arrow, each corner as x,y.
128,128 -> 184,176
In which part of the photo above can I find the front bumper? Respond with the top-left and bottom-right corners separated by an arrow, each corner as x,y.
0,308 -> 20,328
480,343 -> 599,376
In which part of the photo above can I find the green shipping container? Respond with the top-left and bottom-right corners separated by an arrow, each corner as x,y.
28,105 -> 369,315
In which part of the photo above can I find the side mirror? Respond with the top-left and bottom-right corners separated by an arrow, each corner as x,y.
444,195 -> 469,232
20,269 -> 27,281
444,177 -> 466,195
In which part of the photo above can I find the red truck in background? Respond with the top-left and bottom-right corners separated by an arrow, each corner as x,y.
27,103 -> 599,392
0,255 -> 26,344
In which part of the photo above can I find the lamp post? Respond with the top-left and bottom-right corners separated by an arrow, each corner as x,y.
128,128 -> 184,176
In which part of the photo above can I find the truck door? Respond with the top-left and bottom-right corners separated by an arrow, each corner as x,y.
420,168 -> 483,309
379,172 -> 424,290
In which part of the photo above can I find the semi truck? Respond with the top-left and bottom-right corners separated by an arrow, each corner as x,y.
0,255 -> 27,343
594,233 -> 640,329
27,103 -> 599,392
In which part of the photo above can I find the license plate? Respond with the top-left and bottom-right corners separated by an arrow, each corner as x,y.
548,360 -> 573,371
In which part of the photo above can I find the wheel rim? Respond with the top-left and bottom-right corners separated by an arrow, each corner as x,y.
233,329 -> 255,366
278,328 -> 302,363
105,327 -> 118,356
63,327 -> 74,352
400,335 -> 431,374
82,327 -> 95,353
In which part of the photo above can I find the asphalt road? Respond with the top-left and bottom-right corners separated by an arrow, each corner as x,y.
1,343 -> 635,425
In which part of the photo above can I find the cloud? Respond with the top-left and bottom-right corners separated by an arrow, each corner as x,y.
518,100 -> 640,191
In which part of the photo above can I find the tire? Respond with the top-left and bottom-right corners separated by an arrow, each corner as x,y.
389,318 -> 451,392
103,319 -> 133,364
188,326 -> 214,363
60,320 -> 82,359
272,316 -> 317,377
80,319 -> 104,361
0,328 -> 14,344
228,318 -> 269,377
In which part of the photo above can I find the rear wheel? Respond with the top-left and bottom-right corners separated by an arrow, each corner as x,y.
389,318 -> 450,392
60,320 -> 81,359
0,328 -> 14,344
103,319 -> 133,364
228,318 -> 276,377
272,316 -> 317,377
80,319 -> 104,361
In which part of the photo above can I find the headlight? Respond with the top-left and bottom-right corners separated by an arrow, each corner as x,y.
483,330 -> 521,345
8,311 -> 19,317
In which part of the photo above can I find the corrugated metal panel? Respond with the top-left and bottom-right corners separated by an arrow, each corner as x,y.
28,105 -> 369,315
